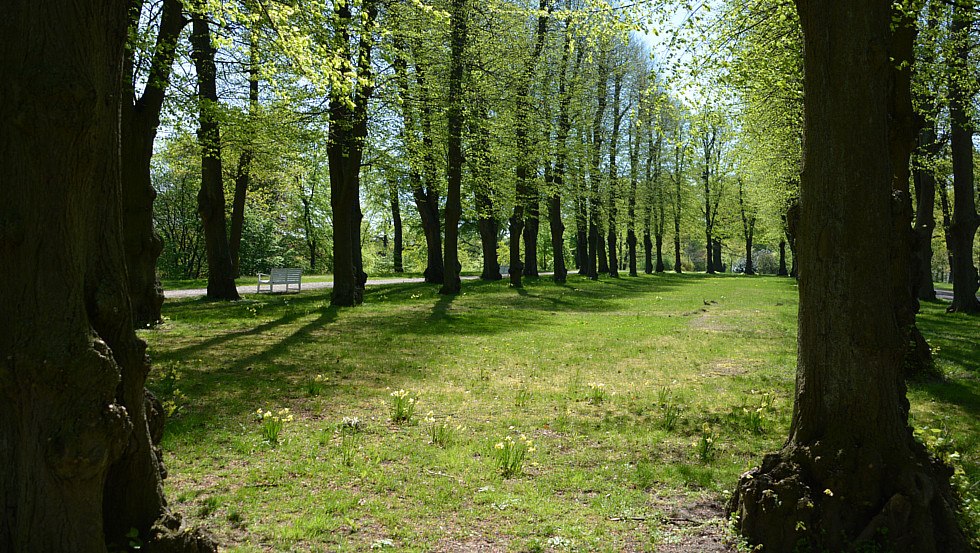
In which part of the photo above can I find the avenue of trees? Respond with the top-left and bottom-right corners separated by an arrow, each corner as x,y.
1,0 -> 978,551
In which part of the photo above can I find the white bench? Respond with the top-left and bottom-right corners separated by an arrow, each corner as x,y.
257,268 -> 302,293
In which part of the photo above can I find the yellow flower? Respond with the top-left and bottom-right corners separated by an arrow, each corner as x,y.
495,442 -> 505,450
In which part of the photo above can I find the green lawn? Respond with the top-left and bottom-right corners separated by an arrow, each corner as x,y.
141,274 -> 979,552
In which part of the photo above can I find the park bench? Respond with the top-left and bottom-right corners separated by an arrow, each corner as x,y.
257,267 -> 303,293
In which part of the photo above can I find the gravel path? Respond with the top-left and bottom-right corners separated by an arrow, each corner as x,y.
163,275 -> 483,299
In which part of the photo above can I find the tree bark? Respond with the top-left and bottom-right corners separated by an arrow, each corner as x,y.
588,58 -> 610,281
389,181 -> 403,273
393,43 -> 444,284
730,2 -> 969,550
122,0 -> 184,327
229,28 -> 260,278
0,0 -> 215,549
778,239 -> 789,276
509,0 -> 550,288
190,8 -> 240,301
440,0 -> 467,296
328,0 -> 376,306
606,73 -> 623,278
738,178 -> 756,275
672,143 -> 684,273
946,0 -> 980,313
712,239 -> 724,273
523,195 -> 541,277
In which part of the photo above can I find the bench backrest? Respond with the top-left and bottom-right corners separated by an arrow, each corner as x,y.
270,267 -> 302,282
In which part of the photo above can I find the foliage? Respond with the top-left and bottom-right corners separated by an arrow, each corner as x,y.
389,389 -> 418,424
256,407 -> 294,445
492,431 -> 536,478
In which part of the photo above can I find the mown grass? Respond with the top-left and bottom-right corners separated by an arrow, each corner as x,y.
141,273 -> 979,552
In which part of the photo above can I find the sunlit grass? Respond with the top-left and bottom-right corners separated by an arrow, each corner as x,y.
142,273 -> 978,552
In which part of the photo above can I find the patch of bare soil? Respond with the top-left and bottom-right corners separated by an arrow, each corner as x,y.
703,359 -> 749,377
653,497 -> 737,553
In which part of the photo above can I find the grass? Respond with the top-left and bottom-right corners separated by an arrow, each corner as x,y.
141,273 -> 979,552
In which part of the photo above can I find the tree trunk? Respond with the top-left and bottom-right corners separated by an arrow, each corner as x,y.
393,43 -> 444,284
389,182 -> 403,273
730,2 -> 969,550
475,182 -> 500,280
523,195 -> 540,277
627,112 -> 640,277
713,239 -> 724,273
947,0 -> 980,313
576,171 -> 589,274
190,10 -> 240,301
588,58 -> 610,281
778,239 -> 789,276
122,0 -> 184,327
229,29 -> 259,278
606,73 -> 623,278
0,0 -> 215,549
739,178 -> 756,275
301,179 -> 319,272
440,0 -> 467,296
938,179 -> 954,281
672,143 -> 684,273
509,0 -> 550,288
911,124 -> 937,301
328,0 -> 376,306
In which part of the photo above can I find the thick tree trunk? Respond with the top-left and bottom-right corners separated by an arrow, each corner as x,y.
328,0 -> 375,306
0,0 -> 215,549
912,125 -> 937,301
190,11 -> 240,301
475,185 -> 500,280
229,30 -> 259,278
588,59 -> 610,281
510,0 -> 550,288
122,0 -> 184,327
393,44 -> 444,284
947,0 -> 980,313
730,2 -> 969,550
440,0 -> 466,295
744,235 -> 754,275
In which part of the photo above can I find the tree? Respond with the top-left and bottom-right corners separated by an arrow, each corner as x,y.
0,0 -> 215,549
123,0 -> 186,326
737,178 -> 757,275
190,3 -> 241,301
508,0 -> 550,288
328,0 -> 377,306
946,0 -> 980,313
729,1 -> 970,550
440,0 -> 468,295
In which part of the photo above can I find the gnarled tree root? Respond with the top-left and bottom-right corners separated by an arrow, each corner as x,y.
729,442 -> 970,552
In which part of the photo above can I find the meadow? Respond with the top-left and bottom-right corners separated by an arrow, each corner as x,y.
141,274 -> 979,552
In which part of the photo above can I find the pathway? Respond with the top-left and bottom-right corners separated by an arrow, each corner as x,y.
163,275 -> 483,299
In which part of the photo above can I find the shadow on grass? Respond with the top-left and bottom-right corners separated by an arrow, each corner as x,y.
150,272 -> 802,440
914,304 -> 980,417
